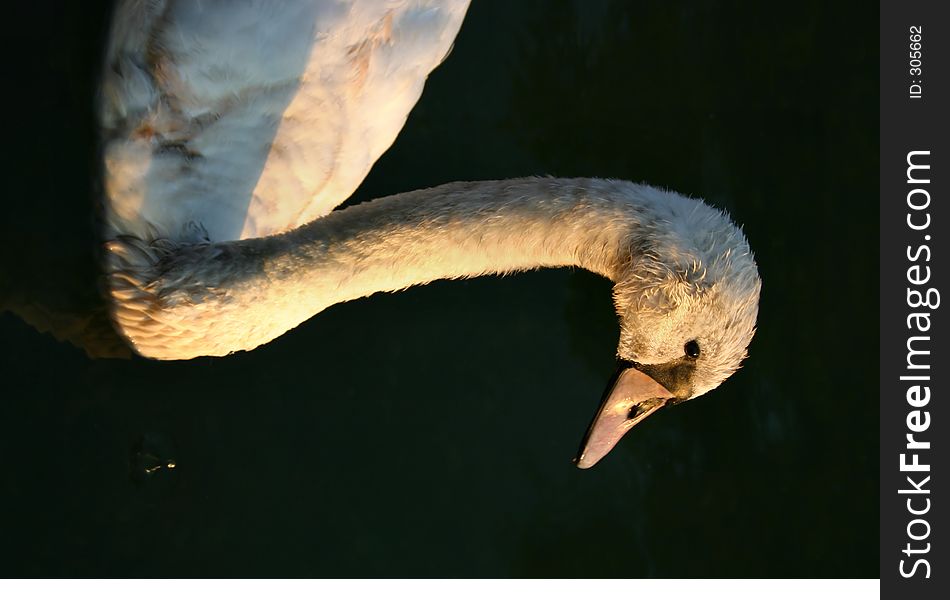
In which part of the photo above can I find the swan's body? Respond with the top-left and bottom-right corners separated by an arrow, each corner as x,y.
101,0 -> 468,242
101,0 -> 761,467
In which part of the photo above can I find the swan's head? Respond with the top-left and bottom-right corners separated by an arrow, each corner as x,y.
577,187 -> 761,468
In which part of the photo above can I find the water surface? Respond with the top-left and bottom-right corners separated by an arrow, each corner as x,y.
0,0 -> 877,577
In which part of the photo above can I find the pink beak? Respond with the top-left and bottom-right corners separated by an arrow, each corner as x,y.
575,366 -> 674,469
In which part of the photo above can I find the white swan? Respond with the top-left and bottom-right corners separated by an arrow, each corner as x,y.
99,0 -> 761,468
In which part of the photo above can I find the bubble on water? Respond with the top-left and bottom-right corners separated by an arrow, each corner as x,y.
129,432 -> 178,485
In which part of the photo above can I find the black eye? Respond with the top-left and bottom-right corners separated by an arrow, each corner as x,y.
684,340 -> 701,359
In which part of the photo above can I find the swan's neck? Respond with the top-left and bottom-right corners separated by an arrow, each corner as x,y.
109,178 -> 661,359
284,178 -> 634,306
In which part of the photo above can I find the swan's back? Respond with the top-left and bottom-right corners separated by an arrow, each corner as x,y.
100,0 -> 469,244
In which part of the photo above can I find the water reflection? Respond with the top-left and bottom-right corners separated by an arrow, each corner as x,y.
130,432 -> 178,485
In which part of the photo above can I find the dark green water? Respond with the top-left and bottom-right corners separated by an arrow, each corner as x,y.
1,0 -> 877,577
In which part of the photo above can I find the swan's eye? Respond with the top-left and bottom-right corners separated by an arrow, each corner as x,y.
684,340 -> 701,359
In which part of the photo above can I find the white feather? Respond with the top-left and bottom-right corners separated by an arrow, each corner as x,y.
101,0 -> 469,242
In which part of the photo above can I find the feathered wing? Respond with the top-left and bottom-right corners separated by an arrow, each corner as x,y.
100,0 -> 470,244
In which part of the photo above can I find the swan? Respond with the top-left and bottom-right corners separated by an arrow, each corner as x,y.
99,0 -> 761,468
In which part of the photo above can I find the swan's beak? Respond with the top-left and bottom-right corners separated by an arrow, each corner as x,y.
574,363 -> 674,469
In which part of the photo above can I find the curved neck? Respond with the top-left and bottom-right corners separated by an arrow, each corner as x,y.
114,178 -> 663,359
272,178 -> 638,308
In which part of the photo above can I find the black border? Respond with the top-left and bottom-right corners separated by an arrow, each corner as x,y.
881,0 -> 948,595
